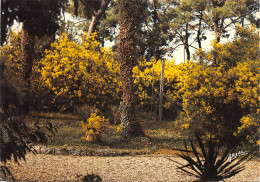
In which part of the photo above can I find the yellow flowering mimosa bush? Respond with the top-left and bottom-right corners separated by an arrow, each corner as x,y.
80,113 -> 109,138
38,32 -> 121,110
180,26 -> 259,144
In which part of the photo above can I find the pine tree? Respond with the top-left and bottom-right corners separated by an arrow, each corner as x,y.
118,0 -> 143,139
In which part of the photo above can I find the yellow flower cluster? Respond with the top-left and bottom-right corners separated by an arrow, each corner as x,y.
232,60 -> 260,110
238,116 -> 258,132
80,113 -> 109,136
233,114 -> 260,145
116,125 -> 122,133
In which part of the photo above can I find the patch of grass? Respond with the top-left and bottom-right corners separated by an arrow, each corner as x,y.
146,129 -> 176,140
28,111 -> 80,127
27,111 -> 189,155
48,127 -> 85,146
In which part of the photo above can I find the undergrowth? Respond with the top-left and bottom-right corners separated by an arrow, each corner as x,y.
26,111 -> 257,156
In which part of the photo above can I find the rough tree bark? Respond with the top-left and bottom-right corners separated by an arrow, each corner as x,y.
159,59 -> 165,121
118,0 -> 143,139
20,30 -> 34,115
184,23 -> 190,61
197,12 -> 203,64
21,30 -> 34,85
197,12 -> 202,50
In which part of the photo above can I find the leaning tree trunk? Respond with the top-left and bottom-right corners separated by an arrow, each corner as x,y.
87,15 -> 98,38
85,0 -> 110,39
184,23 -> 190,61
212,14 -> 221,66
118,0 -> 143,139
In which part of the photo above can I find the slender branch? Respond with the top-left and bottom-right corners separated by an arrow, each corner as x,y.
163,4 -> 171,14
189,45 -> 199,51
71,19 -> 88,25
189,34 -> 199,46
176,31 -> 184,42
219,9 -> 259,35
219,18 -> 226,33
168,43 -> 184,53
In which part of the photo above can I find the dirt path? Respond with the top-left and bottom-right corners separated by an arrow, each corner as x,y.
4,154 -> 260,182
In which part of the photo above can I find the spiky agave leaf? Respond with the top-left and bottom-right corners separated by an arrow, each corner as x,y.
175,133 -> 253,181
0,166 -> 14,180
176,138 -> 204,178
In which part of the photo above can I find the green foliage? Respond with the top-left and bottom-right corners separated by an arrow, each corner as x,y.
1,0 -> 67,45
166,0 -> 259,60
0,63 -> 57,179
175,133 -> 254,181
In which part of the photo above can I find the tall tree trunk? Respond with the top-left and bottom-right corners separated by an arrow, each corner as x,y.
197,12 -> 203,64
214,19 -> 220,43
184,45 -> 190,61
21,30 -> 34,115
118,0 -> 143,139
152,0 -> 161,60
21,30 -> 34,85
197,13 -> 202,50
213,18 -> 220,66
184,23 -> 190,61
159,59 -> 165,121
212,0 -> 223,44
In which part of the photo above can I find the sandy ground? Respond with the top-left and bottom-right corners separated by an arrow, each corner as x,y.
3,154 -> 260,182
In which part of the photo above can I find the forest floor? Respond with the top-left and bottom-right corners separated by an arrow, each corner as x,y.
23,110 -> 187,155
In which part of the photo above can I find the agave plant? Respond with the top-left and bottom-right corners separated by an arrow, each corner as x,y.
174,133 -> 253,181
